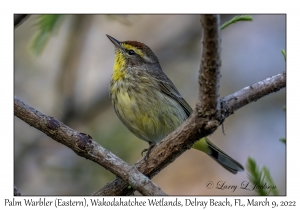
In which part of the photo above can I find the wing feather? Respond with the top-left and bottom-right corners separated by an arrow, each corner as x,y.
154,78 -> 193,117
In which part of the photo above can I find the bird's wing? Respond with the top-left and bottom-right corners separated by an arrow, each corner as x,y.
155,78 -> 193,117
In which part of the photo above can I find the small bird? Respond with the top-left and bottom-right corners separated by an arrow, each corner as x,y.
107,35 -> 244,174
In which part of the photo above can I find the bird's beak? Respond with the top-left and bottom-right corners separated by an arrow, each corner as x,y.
106,35 -> 122,49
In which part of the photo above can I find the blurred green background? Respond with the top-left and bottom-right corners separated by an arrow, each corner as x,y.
14,14 -> 286,195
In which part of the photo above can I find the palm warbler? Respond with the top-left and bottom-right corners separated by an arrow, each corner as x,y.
107,35 -> 244,174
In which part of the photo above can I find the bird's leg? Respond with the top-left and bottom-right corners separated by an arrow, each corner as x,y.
141,142 -> 156,160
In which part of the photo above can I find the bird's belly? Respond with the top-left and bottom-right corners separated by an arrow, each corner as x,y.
110,83 -> 187,143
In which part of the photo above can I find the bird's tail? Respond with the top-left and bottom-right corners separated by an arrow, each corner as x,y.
192,137 -> 244,174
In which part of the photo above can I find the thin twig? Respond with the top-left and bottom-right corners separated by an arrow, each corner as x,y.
221,72 -> 286,117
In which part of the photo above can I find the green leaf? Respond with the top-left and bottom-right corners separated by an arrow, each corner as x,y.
31,15 -> 63,55
281,50 -> 286,61
246,157 -> 278,195
221,15 -> 253,30
279,106 -> 286,144
279,138 -> 286,144
262,167 -> 279,195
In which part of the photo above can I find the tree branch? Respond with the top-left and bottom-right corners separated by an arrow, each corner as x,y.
221,72 -> 286,117
14,96 -> 166,196
14,185 -> 21,196
198,15 -> 221,116
92,71 -> 286,196
14,14 -> 29,28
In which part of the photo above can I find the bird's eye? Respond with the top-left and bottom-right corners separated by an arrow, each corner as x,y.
128,50 -> 135,55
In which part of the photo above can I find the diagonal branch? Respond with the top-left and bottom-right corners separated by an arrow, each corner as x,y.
14,96 -> 166,196
221,72 -> 286,116
93,71 -> 286,196
14,185 -> 21,196
14,14 -> 29,28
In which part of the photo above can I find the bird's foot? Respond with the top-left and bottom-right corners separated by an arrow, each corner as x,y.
141,142 -> 156,161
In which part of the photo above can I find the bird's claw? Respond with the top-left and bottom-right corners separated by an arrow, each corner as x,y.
141,143 -> 156,161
